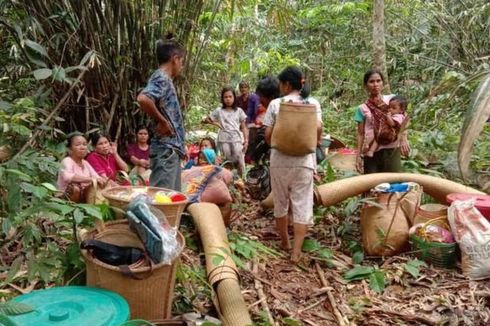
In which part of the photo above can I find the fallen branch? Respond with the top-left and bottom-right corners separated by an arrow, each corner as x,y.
253,258 -> 274,326
474,291 -> 490,298
298,298 -> 325,314
310,286 -> 335,298
365,309 -> 438,326
315,263 -> 349,326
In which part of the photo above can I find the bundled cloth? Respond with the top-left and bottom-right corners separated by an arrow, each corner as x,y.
126,195 -> 181,264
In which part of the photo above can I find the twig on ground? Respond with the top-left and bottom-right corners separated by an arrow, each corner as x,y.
298,298 -> 325,314
253,258 -> 275,326
365,309 -> 438,326
310,286 -> 335,298
315,262 -> 349,326
247,297 -> 266,309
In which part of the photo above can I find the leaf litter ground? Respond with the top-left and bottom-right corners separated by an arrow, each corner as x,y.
179,200 -> 490,326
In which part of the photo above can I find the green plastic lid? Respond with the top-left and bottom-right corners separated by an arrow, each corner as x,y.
10,286 -> 129,326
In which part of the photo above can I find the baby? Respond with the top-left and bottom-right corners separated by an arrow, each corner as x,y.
365,95 -> 407,157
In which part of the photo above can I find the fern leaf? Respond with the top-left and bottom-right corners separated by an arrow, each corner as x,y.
0,302 -> 34,316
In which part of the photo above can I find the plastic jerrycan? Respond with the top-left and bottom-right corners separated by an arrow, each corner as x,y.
9,286 -> 129,326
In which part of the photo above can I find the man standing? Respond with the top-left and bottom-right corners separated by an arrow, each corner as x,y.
137,35 -> 186,191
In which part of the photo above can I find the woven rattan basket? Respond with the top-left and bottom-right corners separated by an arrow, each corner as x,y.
81,220 -> 184,320
102,186 -> 187,227
410,217 -> 457,268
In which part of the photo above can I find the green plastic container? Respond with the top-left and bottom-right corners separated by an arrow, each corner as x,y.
9,286 -> 129,326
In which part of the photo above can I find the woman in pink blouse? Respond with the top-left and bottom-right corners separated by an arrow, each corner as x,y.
57,132 -> 107,202
86,133 -> 128,181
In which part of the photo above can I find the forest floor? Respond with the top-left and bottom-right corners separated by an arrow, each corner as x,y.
179,200 -> 490,326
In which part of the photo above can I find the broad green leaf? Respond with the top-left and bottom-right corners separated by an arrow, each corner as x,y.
77,204 -> 103,219
352,251 -> 364,264
46,202 -> 74,216
2,218 -> 12,235
0,101 -> 13,110
212,254 -> 225,266
0,302 -> 34,315
7,185 -> 21,212
369,270 -> 385,293
404,259 -> 427,278
302,239 -> 321,252
41,182 -> 58,192
343,265 -> 374,281
318,248 -> 333,259
5,256 -> 23,283
73,208 -> 84,224
24,39 -> 48,57
51,66 -> 66,82
33,68 -> 52,80
0,314 -> 18,326
5,169 -> 32,181
32,186 -> 48,199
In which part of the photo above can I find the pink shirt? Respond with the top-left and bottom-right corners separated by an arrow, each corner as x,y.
57,157 -> 99,191
86,152 -> 119,180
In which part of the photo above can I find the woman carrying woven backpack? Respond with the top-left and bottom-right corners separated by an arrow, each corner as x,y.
263,66 -> 323,263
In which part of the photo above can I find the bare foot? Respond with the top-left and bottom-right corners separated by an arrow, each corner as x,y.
290,251 -> 302,263
280,239 -> 291,251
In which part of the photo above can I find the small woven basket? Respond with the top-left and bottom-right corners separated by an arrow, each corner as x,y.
410,217 -> 457,268
102,186 -> 187,227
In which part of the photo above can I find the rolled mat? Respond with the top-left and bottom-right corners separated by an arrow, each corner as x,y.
187,203 -> 252,326
261,173 -> 484,208
317,173 -> 484,206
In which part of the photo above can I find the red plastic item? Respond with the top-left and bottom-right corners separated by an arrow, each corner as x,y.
446,193 -> 490,221
170,193 -> 187,203
337,148 -> 358,155
187,144 -> 200,160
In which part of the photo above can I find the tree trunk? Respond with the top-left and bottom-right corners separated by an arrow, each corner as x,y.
373,0 -> 390,93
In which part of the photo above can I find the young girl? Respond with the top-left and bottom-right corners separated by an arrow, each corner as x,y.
263,66 -> 323,263
205,87 -> 249,177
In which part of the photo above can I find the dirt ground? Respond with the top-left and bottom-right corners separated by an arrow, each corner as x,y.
181,200 -> 490,326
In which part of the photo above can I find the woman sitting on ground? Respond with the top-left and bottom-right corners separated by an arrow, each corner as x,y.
127,125 -> 150,178
86,132 -> 129,182
185,137 -> 220,169
57,132 -> 107,202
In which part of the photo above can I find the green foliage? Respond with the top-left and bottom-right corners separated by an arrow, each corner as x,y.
301,239 -> 334,265
343,265 -> 386,293
403,258 -> 427,278
228,232 -> 282,267
0,302 -> 33,315
174,263 -> 212,315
